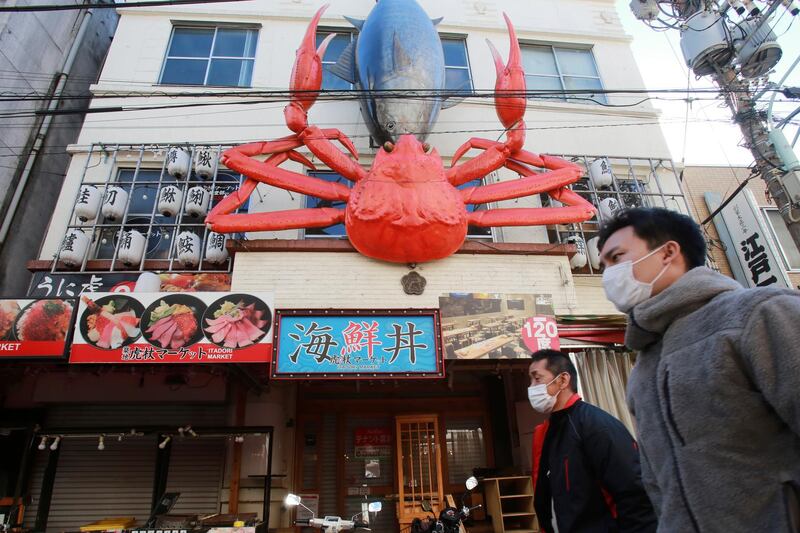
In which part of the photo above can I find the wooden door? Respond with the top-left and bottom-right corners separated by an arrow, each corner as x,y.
395,415 -> 445,528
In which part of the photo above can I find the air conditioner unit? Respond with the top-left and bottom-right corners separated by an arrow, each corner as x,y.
680,11 -> 733,76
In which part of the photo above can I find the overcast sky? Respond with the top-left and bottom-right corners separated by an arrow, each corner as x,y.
614,0 -> 800,167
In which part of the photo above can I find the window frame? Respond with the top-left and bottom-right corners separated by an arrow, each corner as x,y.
158,24 -> 259,88
761,207 -> 800,272
439,34 -> 475,94
316,29 -> 358,91
302,171 -> 353,239
520,42 -> 606,105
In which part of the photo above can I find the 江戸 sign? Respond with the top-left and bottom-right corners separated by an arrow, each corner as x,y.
272,309 -> 443,379
706,190 -> 790,289
71,292 -> 273,363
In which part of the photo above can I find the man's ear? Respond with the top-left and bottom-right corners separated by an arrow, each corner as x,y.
663,241 -> 682,263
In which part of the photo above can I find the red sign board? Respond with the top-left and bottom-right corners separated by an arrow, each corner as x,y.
354,427 -> 392,458
70,292 -> 273,364
0,298 -> 76,359
521,316 -> 560,352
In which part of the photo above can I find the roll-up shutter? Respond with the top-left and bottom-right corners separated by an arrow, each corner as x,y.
24,404 -> 228,532
166,437 -> 226,515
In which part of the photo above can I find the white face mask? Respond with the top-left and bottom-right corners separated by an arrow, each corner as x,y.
602,244 -> 669,313
528,374 -> 564,414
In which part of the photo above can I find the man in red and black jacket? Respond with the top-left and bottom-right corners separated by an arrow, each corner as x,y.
529,350 -> 656,533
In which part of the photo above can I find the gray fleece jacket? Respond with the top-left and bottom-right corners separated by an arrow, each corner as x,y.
624,266 -> 800,532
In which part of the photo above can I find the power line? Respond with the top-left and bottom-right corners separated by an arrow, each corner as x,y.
0,0 -> 250,13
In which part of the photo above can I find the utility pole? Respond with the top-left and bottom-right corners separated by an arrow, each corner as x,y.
629,0 -> 800,250
712,66 -> 800,247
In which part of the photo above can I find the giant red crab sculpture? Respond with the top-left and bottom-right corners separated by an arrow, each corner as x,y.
205,6 -> 595,264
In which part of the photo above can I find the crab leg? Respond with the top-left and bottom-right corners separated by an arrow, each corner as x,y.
206,150 -> 318,229
207,208 -> 345,233
459,167 -> 582,205
446,13 -> 527,185
282,4 -> 367,182
467,205 -> 595,227
222,147 -> 350,201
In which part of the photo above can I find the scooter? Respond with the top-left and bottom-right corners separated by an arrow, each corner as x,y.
411,476 -> 482,533
285,493 -> 382,532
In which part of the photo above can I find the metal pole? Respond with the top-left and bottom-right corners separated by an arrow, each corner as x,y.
264,429 -> 274,528
34,446 -> 61,532
711,66 -> 800,250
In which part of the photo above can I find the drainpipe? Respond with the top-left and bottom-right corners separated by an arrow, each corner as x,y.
0,7 -> 93,246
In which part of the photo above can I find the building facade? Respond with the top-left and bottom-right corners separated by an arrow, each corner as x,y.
1,1 -> 693,531
0,1 -> 119,296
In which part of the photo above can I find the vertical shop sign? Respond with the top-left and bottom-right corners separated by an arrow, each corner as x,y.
707,190 -> 790,288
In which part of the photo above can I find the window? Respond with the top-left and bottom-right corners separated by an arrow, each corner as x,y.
442,37 -> 473,94
316,31 -> 356,90
304,172 -> 352,237
457,178 -> 492,238
763,208 -> 800,270
87,167 -> 245,266
160,26 -> 257,87
313,32 -> 473,94
445,418 -> 487,484
521,44 -> 606,104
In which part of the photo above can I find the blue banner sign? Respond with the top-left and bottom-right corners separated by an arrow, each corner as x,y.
272,309 -> 443,379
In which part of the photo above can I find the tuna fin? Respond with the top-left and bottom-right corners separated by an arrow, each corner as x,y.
343,15 -> 365,31
392,32 -> 414,71
330,40 -> 357,84
442,79 -> 472,109
431,17 -> 444,26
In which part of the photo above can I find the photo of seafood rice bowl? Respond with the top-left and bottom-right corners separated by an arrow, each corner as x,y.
143,295 -> 205,349
80,296 -> 143,349
204,295 -> 271,349
15,299 -> 73,341
0,300 -> 21,340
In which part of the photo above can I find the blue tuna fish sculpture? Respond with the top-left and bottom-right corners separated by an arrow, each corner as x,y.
329,0 -> 455,143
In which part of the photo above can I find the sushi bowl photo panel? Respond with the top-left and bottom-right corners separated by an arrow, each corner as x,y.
70,292 -> 274,364
0,298 -> 76,359
142,294 -> 206,350
77,295 -> 145,350
203,294 -> 272,350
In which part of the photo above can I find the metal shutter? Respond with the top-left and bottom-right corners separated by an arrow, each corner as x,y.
24,404 -> 227,532
166,437 -> 226,515
25,436 -> 156,532
318,414 -> 338,517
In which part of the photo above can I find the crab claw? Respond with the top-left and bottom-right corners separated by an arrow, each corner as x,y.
285,4 -> 335,132
486,13 -> 527,130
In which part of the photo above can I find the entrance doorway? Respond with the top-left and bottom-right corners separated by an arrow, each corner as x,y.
396,415 -> 444,529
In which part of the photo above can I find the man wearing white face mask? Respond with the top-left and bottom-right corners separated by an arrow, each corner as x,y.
598,207 -> 800,533
529,350 -> 657,533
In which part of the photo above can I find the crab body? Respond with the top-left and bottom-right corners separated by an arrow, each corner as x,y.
347,136 -> 466,262
205,4 -> 596,264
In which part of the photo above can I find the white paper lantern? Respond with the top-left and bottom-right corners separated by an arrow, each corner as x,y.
176,231 -> 201,266
587,236 -> 601,270
117,229 -> 146,267
565,235 -> 588,270
589,158 -> 614,189
194,147 -> 216,179
205,232 -> 228,264
157,185 -> 183,217
60,229 -> 90,267
74,185 -> 102,222
167,148 -> 191,179
185,186 -> 210,218
599,197 -> 623,220
102,186 -> 129,222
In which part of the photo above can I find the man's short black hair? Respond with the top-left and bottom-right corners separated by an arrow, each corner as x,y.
597,207 -> 706,269
531,349 -> 578,393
